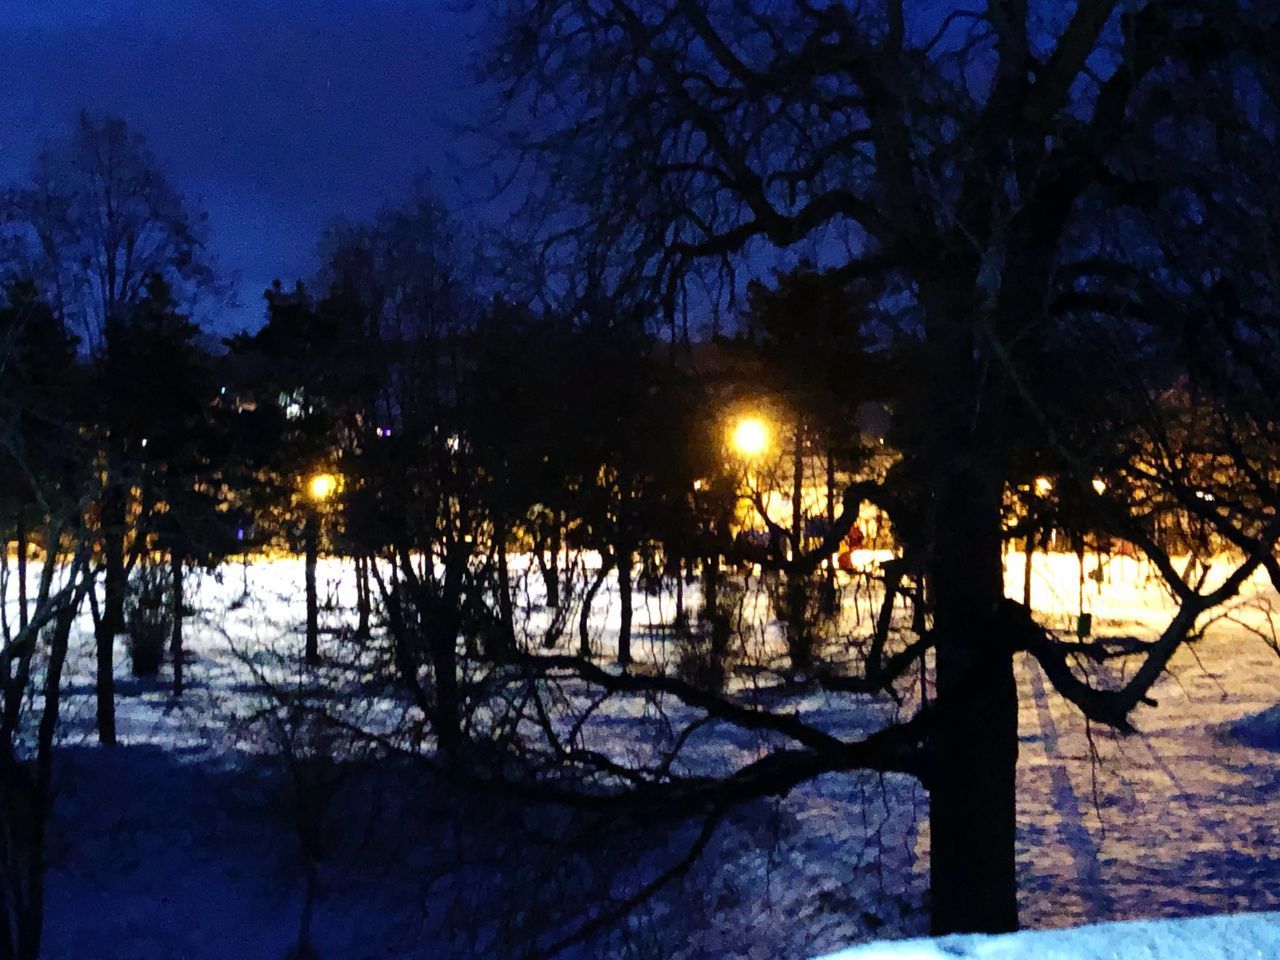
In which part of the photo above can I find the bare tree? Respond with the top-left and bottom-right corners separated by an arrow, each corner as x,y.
4,113 -> 218,745
7,113 -> 214,348
485,0 -> 1280,934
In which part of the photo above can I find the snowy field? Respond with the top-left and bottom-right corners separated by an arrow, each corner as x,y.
818,911 -> 1280,960
14,550 -> 1280,959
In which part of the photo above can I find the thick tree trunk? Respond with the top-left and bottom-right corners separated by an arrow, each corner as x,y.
923,275 -> 1020,934
926,330 -> 1024,942
170,552 -> 184,697
304,512 -> 319,666
928,459 -> 1018,935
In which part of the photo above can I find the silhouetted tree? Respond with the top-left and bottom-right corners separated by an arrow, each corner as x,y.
6,113 -> 217,743
490,0 -> 1280,933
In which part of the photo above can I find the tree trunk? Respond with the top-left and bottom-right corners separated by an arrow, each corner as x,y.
920,273 -> 1020,934
928,458 -> 1018,935
16,516 -> 28,632
93,615 -> 117,746
493,515 -> 516,657
428,598 -> 462,761
674,556 -> 685,625
305,512 -> 319,666
791,420 -> 804,556
101,480 -> 126,636
869,559 -> 905,680
821,446 -> 837,616
545,517 -> 562,609
355,554 -> 371,638
702,551 -> 730,661
17,571 -> 78,960
786,420 -> 810,674
1022,531 -> 1035,608
95,471 -> 125,746
170,552 -> 184,697
578,557 -> 612,658
617,546 -> 633,667
702,553 -> 719,627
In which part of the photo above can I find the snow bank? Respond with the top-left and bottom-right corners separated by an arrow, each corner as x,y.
813,911 -> 1280,960
1229,707 -> 1280,751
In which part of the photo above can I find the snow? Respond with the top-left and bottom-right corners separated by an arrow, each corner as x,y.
1229,707 -> 1280,751
10,549 -> 1280,957
814,911 -> 1280,959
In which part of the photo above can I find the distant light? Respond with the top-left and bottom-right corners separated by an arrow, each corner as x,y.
140,438 -> 148,448
1195,490 -> 1216,502
1034,476 -> 1053,497
446,433 -> 461,453
307,472 -> 339,501
693,478 -> 705,491
730,416 -> 770,458
1092,477 -> 1106,495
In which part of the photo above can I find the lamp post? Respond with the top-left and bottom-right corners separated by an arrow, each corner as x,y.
304,472 -> 338,665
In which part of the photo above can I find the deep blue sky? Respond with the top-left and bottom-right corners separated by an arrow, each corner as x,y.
0,0 -> 493,333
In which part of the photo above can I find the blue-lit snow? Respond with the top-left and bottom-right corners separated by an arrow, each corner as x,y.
12,550 -> 1280,958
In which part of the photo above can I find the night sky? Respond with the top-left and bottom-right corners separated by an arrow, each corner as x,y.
0,0 -> 494,333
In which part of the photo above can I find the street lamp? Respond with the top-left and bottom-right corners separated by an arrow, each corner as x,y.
308,472 -> 338,502
729,415 -> 770,458
303,471 -> 339,665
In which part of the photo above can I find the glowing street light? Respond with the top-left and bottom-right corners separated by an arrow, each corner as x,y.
730,416 -> 771,458
307,472 -> 339,502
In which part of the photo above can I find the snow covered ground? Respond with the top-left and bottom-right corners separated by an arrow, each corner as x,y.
816,911 -> 1280,960
14,550 -> 1280,958
1009,552 -> 1280,928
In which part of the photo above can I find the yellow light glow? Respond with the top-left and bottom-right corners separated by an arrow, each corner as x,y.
730,416 -> 770,458
1092,477 -> 1106,495
1034,476 -> 1053,497
307,472 -> 339,501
